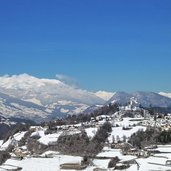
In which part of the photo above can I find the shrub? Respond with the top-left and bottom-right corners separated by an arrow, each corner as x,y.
0,151 -> 10,165
108,157 -> 120,168
56,130 -> 90,156
84,122 -> 112,156
128,127 -> 160,148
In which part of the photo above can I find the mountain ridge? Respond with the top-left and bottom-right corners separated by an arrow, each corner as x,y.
0,74 -> 105,122
0,73 -> 105,106
108,91 -> 171,108
0,74 -> 171,122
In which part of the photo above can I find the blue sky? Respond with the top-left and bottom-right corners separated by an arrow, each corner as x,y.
0,0 -> 171,92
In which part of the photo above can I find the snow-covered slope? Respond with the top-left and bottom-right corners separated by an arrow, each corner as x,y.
132,91 -> 171,107
1,74 -> 171,122
159,92 -> 171,99
0,92 -> 90,121
95,91 -> 114,101
0,74 -> 105,121
0,92 -> 49,122
108,91 -> 132,105
108,91 -> 171,108
0,74 -> 104,106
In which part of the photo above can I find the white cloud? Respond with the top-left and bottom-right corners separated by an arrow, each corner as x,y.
55,74 -> 78,88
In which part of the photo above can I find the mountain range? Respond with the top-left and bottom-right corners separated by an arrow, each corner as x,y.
0,74 -> 109,122
0,74 -> 171,122
108,91 -> 171,108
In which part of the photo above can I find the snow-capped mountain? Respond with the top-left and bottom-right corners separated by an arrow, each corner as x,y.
108,91 -> 171,108
108,91 -> 132,105
0,92 -> 49,122
95,91 -> 115,101
159,92 -> 171,99
1,74 -> 171,122
0,74 -> 105,122
0,74 -> 104,106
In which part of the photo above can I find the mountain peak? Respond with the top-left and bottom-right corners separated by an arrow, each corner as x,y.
0,73 -> 64,90
0,73 -> 104,105
108,91 -> 171,107
159,92 -> 171,99
95,91 -> 114,101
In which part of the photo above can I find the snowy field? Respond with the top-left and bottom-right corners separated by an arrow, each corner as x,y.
108,125 -> 146,143
2,146 -> 171,171
1,118 -> 171,170
2,154 -> 83,171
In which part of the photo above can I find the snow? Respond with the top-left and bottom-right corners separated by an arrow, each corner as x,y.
85,118 -> 145,142
0,74 -> 104,106
60,108 -> 69,113
159,92 -> 171,98
0,97 -> 49,122
156,145 -> 171,155
0,131 -> 26,150
0,74 -> 62,90
0,74 -> 46,89
41,78 -> 62,85
96,146 -> 171,171
65,129 -> 81,136
95,91 -> 115,101
72,105 -> 89,114
109,91 -> 171,108
85,127 -> 97,139
0,140 -> 3,146
0,138 -> 13,150
13,131 -> 27,141
114,117 -> 143,127
3,154 -> 82,171
3,127 -> 171,171
3,149 -> 171,171
97,147 -> 136,161
0,74 -> 106,121
3,157 -> 60,171
24,98 -> 42,106
93,159 -> 111,169
31,130 -> 45,138
108,126 -> 146,143
41,151 -> 60,156
30,128 -> 82,146
38,132 -> 62,145
0,164 -> 21,170
133,157 -> 171,171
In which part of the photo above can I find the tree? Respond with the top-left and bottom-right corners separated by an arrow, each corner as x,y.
123,135 -> 127,143
84,122 -> 112,156
112,135 -> 115,144
108,157 -> 120,168
116,135 -> 120,143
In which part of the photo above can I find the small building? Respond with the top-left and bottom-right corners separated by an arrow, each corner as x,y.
60,163 -> 87,170
93,168 -> 107,171
137,150 -> 150,158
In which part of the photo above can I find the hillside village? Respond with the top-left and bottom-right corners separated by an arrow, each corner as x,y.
1,101 -> 171,171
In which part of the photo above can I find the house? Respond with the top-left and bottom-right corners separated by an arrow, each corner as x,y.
30,126 -> 44,132
13,147 -> 30,158
137,150 -> 150,158
126,148 -> 139,156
